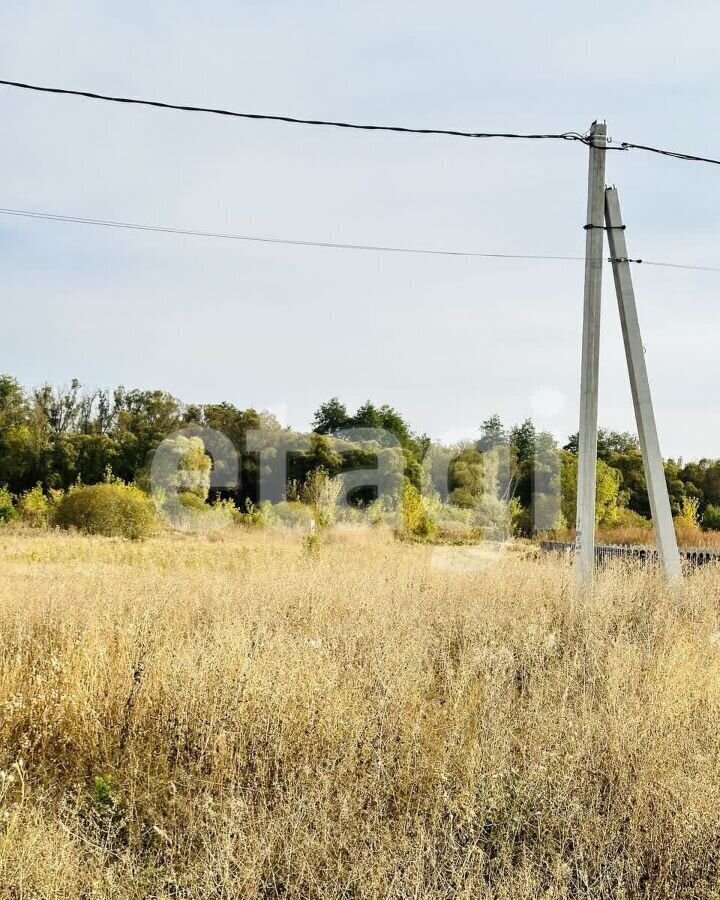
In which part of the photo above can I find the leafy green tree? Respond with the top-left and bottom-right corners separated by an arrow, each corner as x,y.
312,399 -> 428,496
702,504 -> 720,531
114,389 -> 183,479
599,430 -> 640,457
307,433 -> 343,473
351,401 -> 383,432
33,379 -> 83,433
477,415 -> 508,453
153,435 -> 211,503
605,448 -> 648,517
564,428 -> 639,458
201,403 -> 280,505
679,459 -> 720,514
664,459 -> 691,517
399,479 -> 435,539
448,447 -> 485,508
561,451 -> 626,529
1,373 -> 717,535
0,376 -> 28,428
0,376 -> 33,490
202,403 -> 268,449
1,419 -> 51,491
509,419 -> 537,464
507,428 -> 561,533
0,486 -> 15,523
17,485 -> 50,527
312,398 -> 350,434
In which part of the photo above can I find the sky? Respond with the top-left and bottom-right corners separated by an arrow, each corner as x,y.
1,0 -> 718,459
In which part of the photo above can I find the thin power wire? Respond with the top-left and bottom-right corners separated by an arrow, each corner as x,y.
2,206 -> 719,272
0,79 -> 588,144
0,207 -> 583,261
639,259 -> 720,273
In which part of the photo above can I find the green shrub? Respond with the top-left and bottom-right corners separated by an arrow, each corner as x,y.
399,480 -> 436,540
0,486 -> 16,524
703,504 -> 720,532
152,435 -> 211,502
675,497 -> 703,545
92,774 -> 117,809
239,500 -> 276,528
300,467 -> 343,527
211,498 -> 242,524
613,507 -> 652,530
17,484 -> 50,528
302,528 -> 322,556
365,499 -> 387,527
177,491 -> 208,512
237,501 -> 317,530
55,483 -> 157,540
676,496 -> 700,528
273,501 -> 316,528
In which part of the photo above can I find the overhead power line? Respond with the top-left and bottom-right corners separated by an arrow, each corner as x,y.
634,259 -> 720,273
2,78 -> 720,166
2,206 -> 719,272
0,207 -> 584,261
617,141 -> 720,167
0,79 -> 588,144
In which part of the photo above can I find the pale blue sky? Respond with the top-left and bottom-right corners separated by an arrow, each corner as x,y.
1,1 -> 718,457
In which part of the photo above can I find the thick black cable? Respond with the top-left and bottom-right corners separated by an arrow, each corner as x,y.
5,78 -> 720,166
619,141 -> 720,167
0,79 -> 588,144
2,206 -> 720,272
8,78 -> 720,167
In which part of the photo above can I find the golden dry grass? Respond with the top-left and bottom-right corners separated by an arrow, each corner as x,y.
1,527 -> 720,898
558,524 -> 720,549
552,525 -> 720,549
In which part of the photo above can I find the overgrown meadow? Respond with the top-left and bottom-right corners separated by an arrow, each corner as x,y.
1,526 -> 720,899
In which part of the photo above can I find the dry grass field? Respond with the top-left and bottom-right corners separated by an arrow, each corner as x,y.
1,527 -> 720,899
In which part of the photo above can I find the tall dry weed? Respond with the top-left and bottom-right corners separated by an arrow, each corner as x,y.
0,529 -> 719,898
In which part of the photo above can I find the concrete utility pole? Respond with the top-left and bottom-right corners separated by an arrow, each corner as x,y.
605,187 -> 682,580
575,121 -> 608,587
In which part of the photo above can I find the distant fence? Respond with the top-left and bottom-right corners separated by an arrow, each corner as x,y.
539,540 -> 720,569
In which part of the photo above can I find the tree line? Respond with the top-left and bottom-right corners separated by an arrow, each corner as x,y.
2,374 -> 720,531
